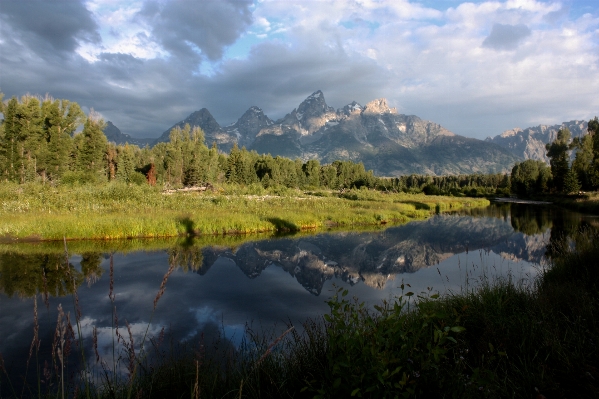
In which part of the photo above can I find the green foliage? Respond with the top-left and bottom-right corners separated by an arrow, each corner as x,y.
563,166 -> 581,194
571,132 -> 594,190
74,114 -> 108,178
376,173 -> 511,197
546,128 -> 572,193
510,159 -> 552,197
308,287 -> 465,398
115,144 -> 138,183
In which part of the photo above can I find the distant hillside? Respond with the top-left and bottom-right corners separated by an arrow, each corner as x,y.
486,120 -> 588,163
151,90 -> 520,176
103,121 -> 154,147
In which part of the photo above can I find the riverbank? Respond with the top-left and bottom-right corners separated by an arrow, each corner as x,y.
504,191 -> 599,215
549,192 -> 599,215
0,182 -> 489,241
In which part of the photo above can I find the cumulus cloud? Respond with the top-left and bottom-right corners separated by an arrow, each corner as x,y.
482,23 -> 532,50
0,0 -> 100,54
139,0 -> 253,62
0,0 -> 597,140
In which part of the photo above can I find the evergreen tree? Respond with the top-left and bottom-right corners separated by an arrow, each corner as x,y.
302,159 -> 320,187
0,97 -> 21,181
563,167 -> 581,195
41,98 -> 84,180
116,144 -> 137,183
0,95 -> 45,182
226,143 -> 243,184
571,133 -> 594,190
205,142 -> 221,183
587,116 -> 599,189
75,112 -> 108,179
546,128 -> 571,193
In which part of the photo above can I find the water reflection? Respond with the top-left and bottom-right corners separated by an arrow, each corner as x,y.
2,203 -> 595,300
1,203 -> 597,395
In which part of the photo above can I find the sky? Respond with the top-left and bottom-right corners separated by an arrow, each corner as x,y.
0,0 -> 598,140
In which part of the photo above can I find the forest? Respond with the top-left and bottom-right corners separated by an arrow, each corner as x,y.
1,93 -> 598,198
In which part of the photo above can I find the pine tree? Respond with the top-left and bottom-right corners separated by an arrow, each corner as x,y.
571,133 -> 594,190
116,144 -> 136,183
226,143 -> 242,184
76,112 -> 108,179
563,167 -> 581,195
0,97 -> 21,181
587,116 -> 599,189
41,98 -> 84,180
546,128 -> 571,193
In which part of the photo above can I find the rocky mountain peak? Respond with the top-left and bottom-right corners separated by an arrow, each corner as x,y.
237,106 -> 271,125
362,98 -> 396,115
184,108 -> 221,132
296,90 -> 334,120
340,101 -> 363,116
228,105 -> 274,145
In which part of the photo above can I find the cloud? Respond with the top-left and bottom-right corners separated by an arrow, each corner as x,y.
482,23 -> 532,50
139,0 -> 254,62
0,0 -> 597,141
0,0 -> 100,54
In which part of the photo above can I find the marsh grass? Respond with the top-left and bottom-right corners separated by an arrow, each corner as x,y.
0,182 -> 488,241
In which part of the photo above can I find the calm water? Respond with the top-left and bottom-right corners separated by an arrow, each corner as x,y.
0,202 -> 596,389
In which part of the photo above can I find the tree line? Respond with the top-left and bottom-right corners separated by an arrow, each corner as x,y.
2,93 -> 596,197
511,117 -> 599,196
0,94 -> 379,190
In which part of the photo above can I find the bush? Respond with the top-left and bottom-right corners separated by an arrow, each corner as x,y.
60,171 -> 100,186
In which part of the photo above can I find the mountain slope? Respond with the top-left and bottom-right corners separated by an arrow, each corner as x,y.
486,120 -> 588,162
104,121 -> 154,147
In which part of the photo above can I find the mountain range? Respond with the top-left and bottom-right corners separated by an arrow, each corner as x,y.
104,90 -> 590,176
485,120 -> 588,163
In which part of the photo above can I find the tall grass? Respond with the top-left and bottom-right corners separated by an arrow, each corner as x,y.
0,182 -> 489,241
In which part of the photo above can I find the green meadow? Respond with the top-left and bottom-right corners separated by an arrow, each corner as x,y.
0,182 -> 489,241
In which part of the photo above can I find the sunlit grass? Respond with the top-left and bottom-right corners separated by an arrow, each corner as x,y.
0,182 -> 489,241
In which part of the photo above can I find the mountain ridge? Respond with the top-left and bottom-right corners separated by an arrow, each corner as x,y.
485,120 -> 589,163
142,90 -> 520,176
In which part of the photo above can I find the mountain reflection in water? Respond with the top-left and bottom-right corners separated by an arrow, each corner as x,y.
1,203 -> 597,391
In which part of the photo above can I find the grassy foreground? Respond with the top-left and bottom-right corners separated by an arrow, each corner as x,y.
0,182 -> 488,241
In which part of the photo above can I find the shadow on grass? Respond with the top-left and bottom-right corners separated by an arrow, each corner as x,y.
177,216 -> 197,247
266,217 -> 300,232
403,201 -> 433,211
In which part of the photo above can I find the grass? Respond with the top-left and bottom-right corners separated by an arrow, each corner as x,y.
549,191 -> 599,215
0,182 -> 489,241
2,220 -> 597,398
